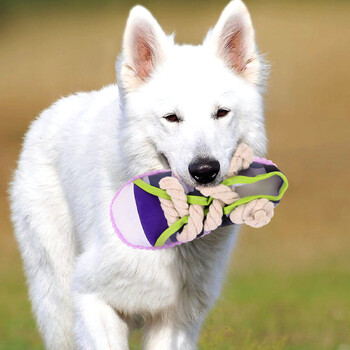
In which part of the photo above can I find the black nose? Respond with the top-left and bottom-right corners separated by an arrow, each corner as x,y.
188,159 -> 220,184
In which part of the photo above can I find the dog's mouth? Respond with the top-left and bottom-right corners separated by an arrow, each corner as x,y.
157,152 -> 225,188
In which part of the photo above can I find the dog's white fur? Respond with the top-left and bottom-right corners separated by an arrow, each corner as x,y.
10,1 -> 267,349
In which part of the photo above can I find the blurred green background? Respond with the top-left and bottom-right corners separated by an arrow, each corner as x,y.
1,0 -> 349,349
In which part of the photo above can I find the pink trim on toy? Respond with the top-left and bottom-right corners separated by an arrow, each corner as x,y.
253,157 -> 277,167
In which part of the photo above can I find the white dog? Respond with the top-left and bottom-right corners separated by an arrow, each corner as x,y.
10,1 -> 268,348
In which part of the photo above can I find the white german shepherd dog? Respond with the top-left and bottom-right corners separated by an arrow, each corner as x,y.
10,1 -> 268,348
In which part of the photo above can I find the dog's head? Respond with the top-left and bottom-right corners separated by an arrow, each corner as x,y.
117,0 -> 268,186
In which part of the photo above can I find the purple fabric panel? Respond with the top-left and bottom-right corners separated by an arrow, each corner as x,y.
134,184 -> 169,246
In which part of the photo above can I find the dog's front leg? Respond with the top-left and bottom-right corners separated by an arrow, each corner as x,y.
73,292 -> 129,350
142,318 -> 200,350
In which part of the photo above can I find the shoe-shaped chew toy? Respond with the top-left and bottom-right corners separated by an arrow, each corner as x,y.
110,144 -> 288,250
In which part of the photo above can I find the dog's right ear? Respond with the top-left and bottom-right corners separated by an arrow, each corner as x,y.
204,0 -> 265,87
119,6 -> 170,92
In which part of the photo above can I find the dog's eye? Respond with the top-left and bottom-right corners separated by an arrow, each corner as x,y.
216,108 -> 230,119
163,114 -> 180,123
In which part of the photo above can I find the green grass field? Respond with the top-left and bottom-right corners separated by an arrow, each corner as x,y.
0,1 -> 349,349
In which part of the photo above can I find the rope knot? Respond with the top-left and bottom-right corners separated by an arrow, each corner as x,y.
227,143 -> 254,178
199,185 -> 239,231
229,198 -> 274,228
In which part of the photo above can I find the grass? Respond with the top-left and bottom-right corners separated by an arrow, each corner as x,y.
0,1 -> 350,349
2,256 -> 349,349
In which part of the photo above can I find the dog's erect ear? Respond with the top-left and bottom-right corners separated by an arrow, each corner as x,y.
120,6 -> 170,91
205,0 -> 263,86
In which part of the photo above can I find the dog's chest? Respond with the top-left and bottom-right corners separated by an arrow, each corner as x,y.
100,242 -> 218,317
101,247 -> 181,315
101,232 -> 234,318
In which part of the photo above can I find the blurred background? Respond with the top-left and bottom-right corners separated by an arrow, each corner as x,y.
0,0 -> 349,349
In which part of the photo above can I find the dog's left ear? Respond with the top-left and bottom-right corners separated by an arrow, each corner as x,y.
119,6 -> 171,92
205,0 -> 264,87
